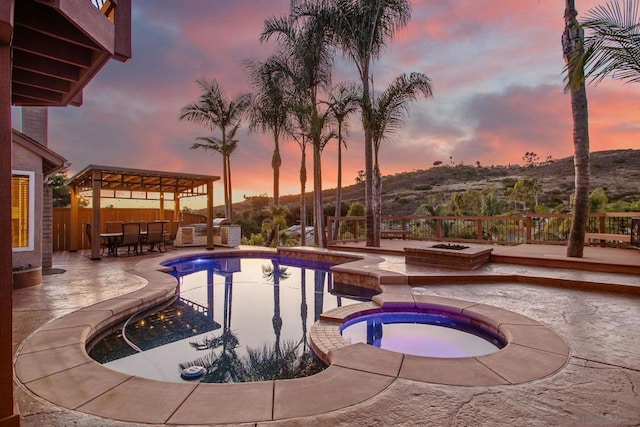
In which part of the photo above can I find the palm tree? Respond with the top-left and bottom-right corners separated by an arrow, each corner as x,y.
572,0 -> 640,85
245,56 -> 291,207
370,72 -> 433,245
326,82 -> 360,241
562,0 -> 591,257
180,79 -> 251,219
262,3 -> 335,248
327,0 -> 412,247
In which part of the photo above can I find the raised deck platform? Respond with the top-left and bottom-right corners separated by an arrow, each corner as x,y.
405,244 -> 493,269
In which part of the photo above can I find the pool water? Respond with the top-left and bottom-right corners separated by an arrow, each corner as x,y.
340,311 -> 506,358
88,255 -> 364,383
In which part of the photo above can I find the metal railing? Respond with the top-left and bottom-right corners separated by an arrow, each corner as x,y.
327,212 -> 639,246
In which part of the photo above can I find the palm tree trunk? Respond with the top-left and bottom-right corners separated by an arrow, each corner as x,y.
299,144 -> 307,246
563,0 -> 591,258
272,131 -> 281,207
313,141 -> 326,248
373,149 -> 382,247
226,155 -> 233,219
332,125 -> 343,242
222,155 -> 230,219
361,75 -> 376,247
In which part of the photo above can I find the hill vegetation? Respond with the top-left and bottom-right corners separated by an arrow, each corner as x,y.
228,149 -> 640,219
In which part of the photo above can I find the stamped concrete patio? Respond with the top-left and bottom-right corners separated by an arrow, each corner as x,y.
12,243 -> 640,426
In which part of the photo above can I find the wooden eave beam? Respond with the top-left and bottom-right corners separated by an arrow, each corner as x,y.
13,27 -> 93,68
112,0 -> 131,62
11,95 -> 57,106
12,50 -> 80,82
49,0 -> 115,56
15,1 -> 102,51
12,68 -> 71,94
12,82 -> 63,103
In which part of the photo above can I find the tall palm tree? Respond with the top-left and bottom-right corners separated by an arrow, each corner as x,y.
327,0 -> 412,247
180,79 -> 251,219
262,3 -> 335,248
572,0 -> 640,85
245,56 -> 291,207
371,72 -> 433,246
562,0 -> 591,257
326,82 -> 360,241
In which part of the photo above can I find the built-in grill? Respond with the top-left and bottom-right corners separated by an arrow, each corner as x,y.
212,218 -> 232,238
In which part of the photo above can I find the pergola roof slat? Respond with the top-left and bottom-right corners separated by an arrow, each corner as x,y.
66,164 -> 219,198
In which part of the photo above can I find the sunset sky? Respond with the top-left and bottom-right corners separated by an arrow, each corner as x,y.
13,0 -> 640,208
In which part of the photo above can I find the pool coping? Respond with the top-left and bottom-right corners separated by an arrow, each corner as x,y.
14,247 -> 570,425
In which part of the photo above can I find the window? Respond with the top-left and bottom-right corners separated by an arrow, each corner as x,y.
12,170 -> 35,251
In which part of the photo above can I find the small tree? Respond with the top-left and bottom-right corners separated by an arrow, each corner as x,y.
522,152 -> 540,167
47,174 -> 70,207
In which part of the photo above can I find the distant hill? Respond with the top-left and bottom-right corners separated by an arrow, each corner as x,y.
226,148 -> 640,216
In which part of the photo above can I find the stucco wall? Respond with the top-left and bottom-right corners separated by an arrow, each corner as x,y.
12,142 -> 43,270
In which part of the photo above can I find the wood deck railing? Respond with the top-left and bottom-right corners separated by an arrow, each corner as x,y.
327,212 -> 639,247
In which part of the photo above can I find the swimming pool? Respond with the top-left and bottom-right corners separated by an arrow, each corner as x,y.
88,255 -> 365,383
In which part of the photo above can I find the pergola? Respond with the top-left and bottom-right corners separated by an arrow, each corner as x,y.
65,165 -> 220,259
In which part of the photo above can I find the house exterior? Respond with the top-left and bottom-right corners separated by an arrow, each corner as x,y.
12,124 -> 67,288
1,1 -> 131,425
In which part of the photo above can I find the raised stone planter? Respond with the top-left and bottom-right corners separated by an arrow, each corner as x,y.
405,245 -> 493,269
13,266 -> 42,290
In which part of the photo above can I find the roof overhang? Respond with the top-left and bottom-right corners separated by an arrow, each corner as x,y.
12,128 -> 68,176
5,0 -> 131,107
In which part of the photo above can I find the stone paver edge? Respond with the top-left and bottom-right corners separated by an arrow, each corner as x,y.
12,249 -> 406,425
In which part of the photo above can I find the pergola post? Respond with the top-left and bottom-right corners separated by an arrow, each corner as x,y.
174,194 -> 180,222
0,38 -> 21,427
69,184 -> 79,251
159,192 -> 165,220
90,170 -> 101,260
206,180 -> 214,250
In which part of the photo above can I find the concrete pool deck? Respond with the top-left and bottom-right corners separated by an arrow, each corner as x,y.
12,243 -> 640,425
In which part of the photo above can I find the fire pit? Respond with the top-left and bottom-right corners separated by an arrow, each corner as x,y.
431,243 -> 469,251
405,244 -> 492,269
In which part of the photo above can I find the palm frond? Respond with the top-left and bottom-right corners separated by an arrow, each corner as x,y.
371,72 -> 432,148
571,0 -> 640,85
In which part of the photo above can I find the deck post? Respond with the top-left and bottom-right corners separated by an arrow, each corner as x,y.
91,170 -> 101,260
0,39 -> 21,426
206,180 -> 213,250
69,184 -> 79,251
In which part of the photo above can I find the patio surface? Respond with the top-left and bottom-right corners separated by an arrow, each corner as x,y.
11,243 -> 640,426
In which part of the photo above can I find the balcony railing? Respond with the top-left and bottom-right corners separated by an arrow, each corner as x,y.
327,212 -> 639,247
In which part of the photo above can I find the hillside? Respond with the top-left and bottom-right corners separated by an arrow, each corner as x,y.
228,148 -> 640,216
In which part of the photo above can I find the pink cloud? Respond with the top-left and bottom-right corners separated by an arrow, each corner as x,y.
45,0 -> 639,208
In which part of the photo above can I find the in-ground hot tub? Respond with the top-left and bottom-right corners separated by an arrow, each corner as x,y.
311,294 -> 570,386
340,310 -> 506,358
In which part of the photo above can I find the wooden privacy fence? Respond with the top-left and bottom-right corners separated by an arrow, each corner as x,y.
52,208 -> 206,251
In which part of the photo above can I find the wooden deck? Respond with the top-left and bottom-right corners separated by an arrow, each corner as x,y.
329,240 -> 640,276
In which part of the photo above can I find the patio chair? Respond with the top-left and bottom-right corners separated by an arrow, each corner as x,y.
145,221 -> 166,253
164,221 -> 179,249
118,222 -> 141,256
84,223 -> 106,255
105,221 -> 124,233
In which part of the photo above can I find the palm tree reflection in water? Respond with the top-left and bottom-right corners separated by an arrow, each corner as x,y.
179,259 -> 328,383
